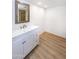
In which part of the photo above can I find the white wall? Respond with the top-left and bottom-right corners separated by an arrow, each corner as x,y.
45,6 -> 66,38
13,0 -> 66,37
30,4 -> 45,34
12,0 -> 45,34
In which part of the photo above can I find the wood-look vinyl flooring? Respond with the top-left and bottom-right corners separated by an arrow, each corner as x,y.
24,32 -> 66,59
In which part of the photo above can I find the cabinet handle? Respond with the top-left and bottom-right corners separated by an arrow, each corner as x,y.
22,41 -> 26,44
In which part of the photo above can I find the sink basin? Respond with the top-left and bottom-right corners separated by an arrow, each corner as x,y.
12,25 -> 38,38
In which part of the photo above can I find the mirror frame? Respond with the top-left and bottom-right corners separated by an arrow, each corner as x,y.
15,0 -> 30,24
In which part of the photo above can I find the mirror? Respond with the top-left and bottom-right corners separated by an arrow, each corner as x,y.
15,0 -> 30,24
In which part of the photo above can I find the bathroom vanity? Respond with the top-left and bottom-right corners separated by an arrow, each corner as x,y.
12,25 -> 39,59
13,1 -> 39,59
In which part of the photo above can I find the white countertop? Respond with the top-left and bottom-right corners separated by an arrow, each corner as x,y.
12,25 -> 38,38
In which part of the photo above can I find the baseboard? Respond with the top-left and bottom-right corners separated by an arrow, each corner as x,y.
41,32 -> 66,39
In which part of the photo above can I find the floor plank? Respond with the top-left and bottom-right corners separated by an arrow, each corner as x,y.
24,32 -> 66,59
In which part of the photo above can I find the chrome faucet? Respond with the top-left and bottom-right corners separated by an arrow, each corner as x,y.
20,24 -> 27,29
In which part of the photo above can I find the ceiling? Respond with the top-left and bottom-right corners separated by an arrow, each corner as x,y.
25,0 -> 66,8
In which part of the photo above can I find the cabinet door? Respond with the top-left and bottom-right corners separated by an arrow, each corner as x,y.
23,29 -> 39,57
31,29 -> 39,44
23,33 -> 33,57
12,38 -> 23,59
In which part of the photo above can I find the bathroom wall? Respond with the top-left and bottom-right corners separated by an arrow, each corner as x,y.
12,0 -> 45,34
45,6 -> 66,38
13,0 -> 66,37
30,4 -> 45,34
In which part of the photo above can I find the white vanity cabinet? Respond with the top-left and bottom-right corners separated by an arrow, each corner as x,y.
12,26 -> 39,59
23,29 -> 39,57
12,37 -> 24,59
